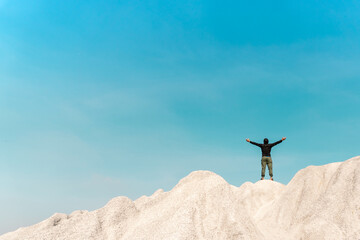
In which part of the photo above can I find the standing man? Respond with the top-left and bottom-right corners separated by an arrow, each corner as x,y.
246,137 -> 286,181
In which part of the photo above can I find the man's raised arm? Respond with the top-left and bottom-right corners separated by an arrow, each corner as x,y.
270,137 -> 286,147
246,138 -> 262,147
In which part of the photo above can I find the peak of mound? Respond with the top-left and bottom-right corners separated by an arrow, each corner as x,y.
176,170 -> 227,185
170,170 -> 229,193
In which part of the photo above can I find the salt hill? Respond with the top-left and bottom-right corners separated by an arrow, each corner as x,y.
1,156 -> 360,240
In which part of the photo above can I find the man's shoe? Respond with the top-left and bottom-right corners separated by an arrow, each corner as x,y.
261,177 -> 264,180
270,177 -> 273,181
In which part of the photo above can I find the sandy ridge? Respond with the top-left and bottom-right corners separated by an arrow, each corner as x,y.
1,156 -> 359,240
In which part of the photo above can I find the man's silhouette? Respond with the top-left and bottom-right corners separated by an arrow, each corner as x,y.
246,137 -> 286,180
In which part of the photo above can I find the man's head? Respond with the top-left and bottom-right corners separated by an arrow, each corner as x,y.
263,138 -> 269,144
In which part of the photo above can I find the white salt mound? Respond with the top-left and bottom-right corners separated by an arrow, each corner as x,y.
1,156 -> 360,240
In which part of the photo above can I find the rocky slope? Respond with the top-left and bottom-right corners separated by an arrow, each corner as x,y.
1,156 -> 359,240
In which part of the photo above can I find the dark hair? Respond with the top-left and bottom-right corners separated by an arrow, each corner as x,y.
263,138 -> 269,144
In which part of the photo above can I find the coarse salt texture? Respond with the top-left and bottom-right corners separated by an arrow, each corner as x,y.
1,156 -> 360,240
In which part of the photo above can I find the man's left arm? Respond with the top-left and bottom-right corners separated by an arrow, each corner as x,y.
271,137 -> 286,147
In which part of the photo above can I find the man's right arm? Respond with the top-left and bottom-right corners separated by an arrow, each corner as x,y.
247,139 -> 262,147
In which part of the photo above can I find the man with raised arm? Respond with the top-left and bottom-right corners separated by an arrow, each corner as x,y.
246,137 -> 286,181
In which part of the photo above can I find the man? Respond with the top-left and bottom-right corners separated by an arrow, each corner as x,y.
246,137 -> 286,181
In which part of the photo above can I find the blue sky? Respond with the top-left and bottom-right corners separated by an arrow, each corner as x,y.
1,0 -> 360,234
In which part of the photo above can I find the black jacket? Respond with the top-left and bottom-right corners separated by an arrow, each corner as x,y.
249,140 -> 283,157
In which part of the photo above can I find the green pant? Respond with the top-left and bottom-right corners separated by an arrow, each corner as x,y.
261,156 -> 273,177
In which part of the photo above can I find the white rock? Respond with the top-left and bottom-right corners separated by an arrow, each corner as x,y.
1,156 -> 360,240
